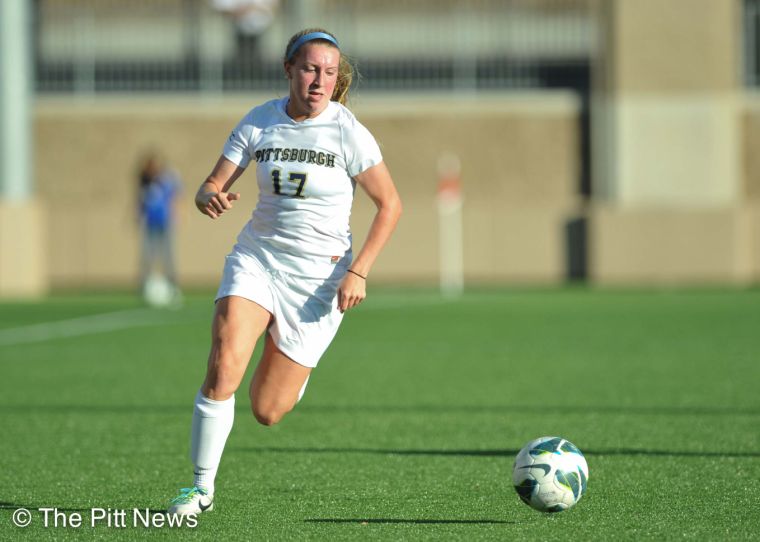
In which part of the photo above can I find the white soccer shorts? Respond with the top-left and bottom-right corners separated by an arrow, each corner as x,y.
215,245 -> 345,368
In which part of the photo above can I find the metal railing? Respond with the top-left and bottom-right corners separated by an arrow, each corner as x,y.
34,0 -> 596,94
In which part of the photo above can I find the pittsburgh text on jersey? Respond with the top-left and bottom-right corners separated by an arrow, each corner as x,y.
254,147 -> 337,168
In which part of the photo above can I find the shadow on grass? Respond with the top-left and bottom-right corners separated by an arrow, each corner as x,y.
4,402 -> 759,418
0,502 -> 166,515
0,502 -> 92,514
236,446 -> 760,459
300,404 -> 760,417
1,403 -> 759,418
305,518 -> 514,525
0,404 -> 191,415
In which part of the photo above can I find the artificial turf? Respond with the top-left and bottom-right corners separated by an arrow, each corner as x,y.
0,287 -> 758,540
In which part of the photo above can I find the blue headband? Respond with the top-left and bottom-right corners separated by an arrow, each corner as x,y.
286,32 -> 340,61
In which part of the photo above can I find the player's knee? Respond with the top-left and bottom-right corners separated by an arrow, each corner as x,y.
251,406 -> 282,426
252,410 -> 280,426
251,401 -> 291,427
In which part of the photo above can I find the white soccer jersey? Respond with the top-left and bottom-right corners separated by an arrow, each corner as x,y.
222,97 -> 382,277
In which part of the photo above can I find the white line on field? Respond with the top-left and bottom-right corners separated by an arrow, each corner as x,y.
0,293 -> 478,348
0,308 -> 174,347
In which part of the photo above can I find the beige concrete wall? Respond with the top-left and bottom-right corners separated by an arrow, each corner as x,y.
34,92 -> 580,288
609,0 -> 737,94
34,91 -> 760,289
0,199 -> 48,297
741,97 -> 760,280
743,96 -> 760,201
28,89 -> 760,289
593,0 -> 741,206
585,0 -> 757,285
352,95 -> 580,283
587,90 -> 760,285
569,92 -> 760,286
589,204 -> 756,285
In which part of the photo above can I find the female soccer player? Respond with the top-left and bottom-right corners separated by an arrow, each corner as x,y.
168,28 -> 402,515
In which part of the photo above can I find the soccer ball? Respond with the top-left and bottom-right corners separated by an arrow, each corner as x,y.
512,436 -> 589,513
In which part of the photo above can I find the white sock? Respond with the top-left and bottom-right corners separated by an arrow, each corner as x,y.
190,390 -> 235,495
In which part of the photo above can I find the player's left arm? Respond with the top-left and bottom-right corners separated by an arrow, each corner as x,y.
337,161 -> 402,312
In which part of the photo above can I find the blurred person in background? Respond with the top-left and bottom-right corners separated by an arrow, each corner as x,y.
137,151 -> 182,307
167,28 -> 402,516
211,0 -> 279,70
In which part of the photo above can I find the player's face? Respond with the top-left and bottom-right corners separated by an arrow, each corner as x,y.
285,43 -> 339,121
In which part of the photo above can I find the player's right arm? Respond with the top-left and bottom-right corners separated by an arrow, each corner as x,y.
196,155 -> 245,219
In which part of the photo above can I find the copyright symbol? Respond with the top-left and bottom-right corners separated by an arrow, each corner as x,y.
12,508 -> 32,527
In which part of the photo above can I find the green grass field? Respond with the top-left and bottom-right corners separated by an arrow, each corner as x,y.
0,287 -> 758,540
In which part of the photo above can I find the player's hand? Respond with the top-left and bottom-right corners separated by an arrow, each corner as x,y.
196,191 -> 241,219
337,271 -> 366,313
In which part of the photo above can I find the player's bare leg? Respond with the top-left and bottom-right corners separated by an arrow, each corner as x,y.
249,334 -> 312,426
203,296 -> 272,400
169,296 -> 271,516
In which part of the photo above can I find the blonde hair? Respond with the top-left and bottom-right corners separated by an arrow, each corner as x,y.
284,28 -> 355,106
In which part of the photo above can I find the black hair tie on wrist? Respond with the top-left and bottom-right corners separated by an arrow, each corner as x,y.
347,269 -> 366,280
